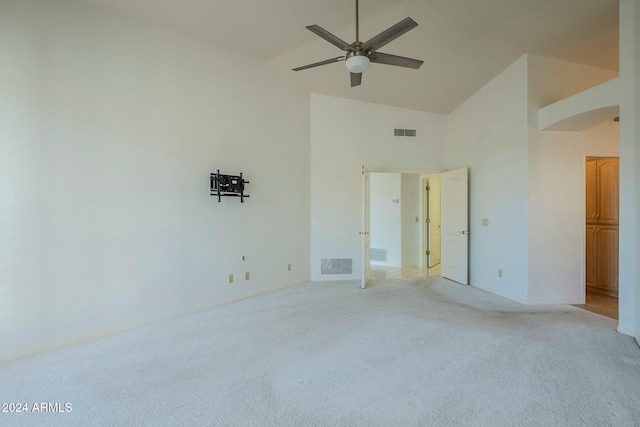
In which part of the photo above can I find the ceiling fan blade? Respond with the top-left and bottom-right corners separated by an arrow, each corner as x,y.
292,56 -> 346,71
350,72 -> 362,87
306,25 -> 356,52
362,17 -> 418,52
369,52 -> 424,69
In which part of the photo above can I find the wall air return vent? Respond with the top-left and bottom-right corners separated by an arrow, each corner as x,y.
321,259 -> 353,275
394,128 -> 417,137
370,248 -> 388,262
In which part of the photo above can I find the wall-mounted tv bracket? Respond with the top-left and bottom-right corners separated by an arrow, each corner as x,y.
210,170 -> 250,203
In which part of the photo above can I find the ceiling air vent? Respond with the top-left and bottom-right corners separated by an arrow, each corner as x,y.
394,128 -> 417,137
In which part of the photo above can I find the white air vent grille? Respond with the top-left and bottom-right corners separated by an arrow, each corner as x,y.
394,128 -> 417,137
370,248 -> 387,262
321,259 -> 353,275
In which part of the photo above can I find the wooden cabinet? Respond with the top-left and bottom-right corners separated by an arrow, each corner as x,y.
586,225 -> 619,295
585,158 -> 619,296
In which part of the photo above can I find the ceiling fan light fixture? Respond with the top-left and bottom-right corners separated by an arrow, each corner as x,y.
345,55 -> 370,73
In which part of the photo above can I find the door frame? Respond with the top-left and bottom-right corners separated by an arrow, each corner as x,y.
581,151 -> 619,304
422,174 -> 442,269
362,167 -> 442,286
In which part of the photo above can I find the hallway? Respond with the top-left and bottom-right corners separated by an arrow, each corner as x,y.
573,291 -> 618,320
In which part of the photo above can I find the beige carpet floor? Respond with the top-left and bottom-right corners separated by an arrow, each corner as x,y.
1,277 -> 639,426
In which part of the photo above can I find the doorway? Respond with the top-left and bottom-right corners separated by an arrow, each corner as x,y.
364,167 -> 469,284
574,156 -> 619,320
368,171 -> 432,280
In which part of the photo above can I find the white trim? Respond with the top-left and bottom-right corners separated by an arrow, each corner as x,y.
616,324 -> 637,338
0,280 -> 308,363
470,283 -> 527,305
369,167 -> 443,175
527,298 -> 584,305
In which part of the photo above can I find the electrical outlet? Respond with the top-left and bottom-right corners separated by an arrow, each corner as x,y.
482,218 -> 489,226
498,269 -> 502,278
245,272 -> 250,280
288,264 -> 292,271
228,274 -> 234,283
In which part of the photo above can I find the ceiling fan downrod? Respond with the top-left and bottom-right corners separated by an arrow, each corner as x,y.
355,0 -> 360,43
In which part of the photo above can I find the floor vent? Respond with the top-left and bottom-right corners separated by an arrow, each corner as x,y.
370,248 -> 388,262
394,128 -> 417,137
321,259 -> 353,275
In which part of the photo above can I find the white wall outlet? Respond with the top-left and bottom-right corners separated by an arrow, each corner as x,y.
288,264 -> 292,271
482,218 -> 489,226
228,274 -> 234,283
245,272 -> 250,280
498,269 -> 502,278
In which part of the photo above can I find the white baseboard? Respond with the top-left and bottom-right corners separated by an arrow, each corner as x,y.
526,298 -> 584,305
469,283 -> 527,305
0,280 -> 309,364
616,324 -> 637,338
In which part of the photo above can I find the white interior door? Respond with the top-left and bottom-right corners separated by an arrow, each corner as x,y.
361,166 -> 371,288
441,168 -> 469,284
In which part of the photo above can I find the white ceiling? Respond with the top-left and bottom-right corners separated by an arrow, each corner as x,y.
83,0 -> 619,114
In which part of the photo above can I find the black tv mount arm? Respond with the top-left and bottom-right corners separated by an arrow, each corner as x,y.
210,170 -> 250,203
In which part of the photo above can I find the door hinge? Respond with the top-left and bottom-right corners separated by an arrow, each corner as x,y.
426,186 -> 430,191
426,218 -> 431,223
426,250 -> 431,255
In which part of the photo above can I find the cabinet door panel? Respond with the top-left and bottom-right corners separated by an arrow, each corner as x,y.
596,226 -> 619,293
586,159 -> 597,224
585,226 -> 597,289
597,158 -> 619,225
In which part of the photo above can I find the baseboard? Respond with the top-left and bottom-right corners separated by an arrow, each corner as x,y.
0,280 -> 309,364
526,298 -> 584,305
312,275 -> 356,282
469,283 -> 527,305
616,324 -> 636,338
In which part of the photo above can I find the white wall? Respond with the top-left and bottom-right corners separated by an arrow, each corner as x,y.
447,53 -> 621,307
619,0 -> 640,341
527,55 -> 619,305
526,121 -> 619,304
447,56 -> 529,303
401,174 -> 422,267
310,95 -> 446,281
0,0 -> 311,359
370,173 -> 401,266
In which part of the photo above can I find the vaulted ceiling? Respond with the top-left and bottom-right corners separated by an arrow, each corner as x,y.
83,0 -> 619,114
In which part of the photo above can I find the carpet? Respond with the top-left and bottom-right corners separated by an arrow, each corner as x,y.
1,277 -> 639,426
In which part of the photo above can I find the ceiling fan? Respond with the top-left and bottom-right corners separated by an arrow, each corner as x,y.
292,0 -> 424,87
